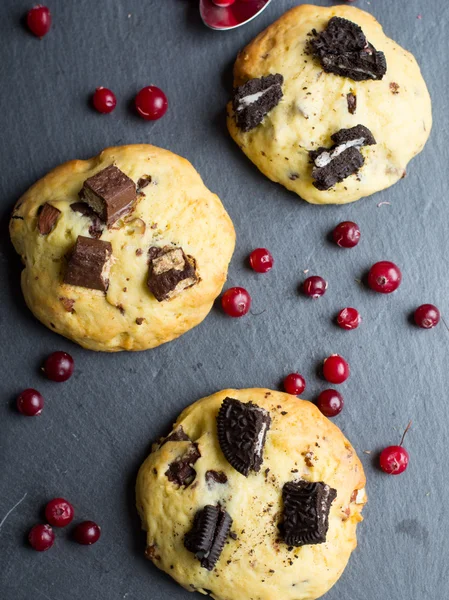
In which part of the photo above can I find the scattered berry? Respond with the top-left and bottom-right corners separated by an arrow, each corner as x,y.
45,498 -> 74,527
17,389 -> 44,416
249,248 -> 273,274
74,521 -> 101,545
135,86 -> 168,120
367,261 -> 402,294
303,276 -> 327,299
283,373 -> 306,396
323,354 -> 350,384
337,307 -> 361,330
414,304 -> 440,329
379,422 -> 411,475
92,87 -> 116,114
43,351 -> 74,382
26,5 -> 52,38
221,287 -> 251,318
332,221 -> 360,248
317,389 -> 344,417
28,524 -> 55,551
212,0 -> 236,5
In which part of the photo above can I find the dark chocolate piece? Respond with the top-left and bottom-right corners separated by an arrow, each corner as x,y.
347,92 -> 357,114
205,470 -> 228,485
184,505 -> 233,571
63,235 -> 113,292
309,17 -> 387,81
279,480 -> 337,547
160,426 -> 191,447
232,73 -> 284,132
165,444 -> 200,487
147,246 -> 198,302
38,203 -> 61,235
82,165 -> 136,227
217,398 -> 271,477
70,202 -> 104,239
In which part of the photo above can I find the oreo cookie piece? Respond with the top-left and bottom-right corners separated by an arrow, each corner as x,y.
280,480 -> 337,546
232,74 -> 284,132
147,246 -> 199,302
309,17 -> 387,81
331,124 -> 376,147
184,505 -> 233,571
37,203 -> 61,235
217,398 -> 271,476
165,444 -> 200,487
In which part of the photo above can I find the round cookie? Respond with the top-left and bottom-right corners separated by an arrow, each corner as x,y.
10,145 -> 235,351
227,4 -> 432,204
136,389 -> 366,600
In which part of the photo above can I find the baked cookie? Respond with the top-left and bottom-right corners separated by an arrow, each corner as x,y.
227,4 -> 432,204
10,145 -> 235,351
136,389 -> 366,600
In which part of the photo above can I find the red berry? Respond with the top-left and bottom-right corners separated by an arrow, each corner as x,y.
323,354 -> 350,384
337,307 -> 361,330
249,248 -> 273,273
45,498 -> 74,527
17,389 -> 44,416
135,86 -> 168,120
28,524 -> 55,551
212,0 -> 235,5
414,304 -> 440,329
283,373 -> 306,396
74,521 -> 101,545
317,389 -> 344,417
332,221 -> 360,248
367,261 -> 402,294
43,351 -> 74,382
26,5 -> 52,38
92,87 -> 116,114
303,276 -> 327,299
221,287 -> 251,318
379,446 -> 409,475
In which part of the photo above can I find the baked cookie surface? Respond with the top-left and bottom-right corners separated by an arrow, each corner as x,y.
10,145 -> 235,351
136,389 -> 366,600
227,4 -> 432,204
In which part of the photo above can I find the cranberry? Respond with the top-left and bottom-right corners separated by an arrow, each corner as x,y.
212,0 -> 235,5
379,446 -> 409,475
317,389 -> 344,417
323,354 -> 350,384
303,276 -> 327,299
92,87 -> 116,114
414,304 -> 440,329
221,287 -> 251,317
74,521 -> 101,545
332,221 -> 360,248
367,261 -> 402,294
17,389 -> 44,416
283,373 -> 306,396
43,351 -> 74,382
249,248 -> 273,273
45,498 -> 74,527
337,307 -> 361,330
28,524 -> 55,551
26,5 -> 52,38
135,86 -> 168,120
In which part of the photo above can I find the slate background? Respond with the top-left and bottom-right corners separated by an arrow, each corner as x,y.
0,1 -> 447,599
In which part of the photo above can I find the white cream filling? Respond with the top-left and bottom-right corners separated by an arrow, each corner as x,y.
237,85 -> 276,111
314,137 -> 365,168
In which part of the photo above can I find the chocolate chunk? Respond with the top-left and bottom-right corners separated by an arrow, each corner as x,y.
347,92 -> 357,114
217,398 -> 271,477
309,17 -> 387,81
232,73 -> 284,132
279,480 -> 337,546
184,505 -> 233,571
59,297 -> 75,313
205,470 -> 228,485
70,202 -> 104,239
331,124 -> 376,146
160,426 -> 191,447
82,165 -> 136,227
165,444 -> 200,487
63,235 -> 113,292
147,246 -> 198,302
38,203 -> 61,235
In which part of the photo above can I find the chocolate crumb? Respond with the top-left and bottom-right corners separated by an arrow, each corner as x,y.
389,82 -> 400,94
136,248 -> 143,256
116,304 -> 125,315
59,297 -> 75,313
136,317 -> 145,325
347,92 -> 357,114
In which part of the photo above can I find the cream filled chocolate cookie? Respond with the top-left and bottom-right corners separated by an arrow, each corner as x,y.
136,389 -> 366,600
227,4 -> 432,204
10,145 -> 235,351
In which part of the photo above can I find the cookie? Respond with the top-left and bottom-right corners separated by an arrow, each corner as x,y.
227,4 -> 432,204
10,145 -> 235,351
136,389 -> 366,600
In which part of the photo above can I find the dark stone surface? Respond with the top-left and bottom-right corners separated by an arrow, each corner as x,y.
0,1 -> 447,599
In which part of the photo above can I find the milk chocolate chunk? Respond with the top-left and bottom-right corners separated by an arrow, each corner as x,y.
232,73 -> 284,132
280,480 -> 337,547
147,246 -> 198,302
184,505 -> 233,571
165,444 -> 201,487
38,203 -> 61,235
82,165 -> 136,227
64,236 -> 113,292
217,398 -> 271,477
